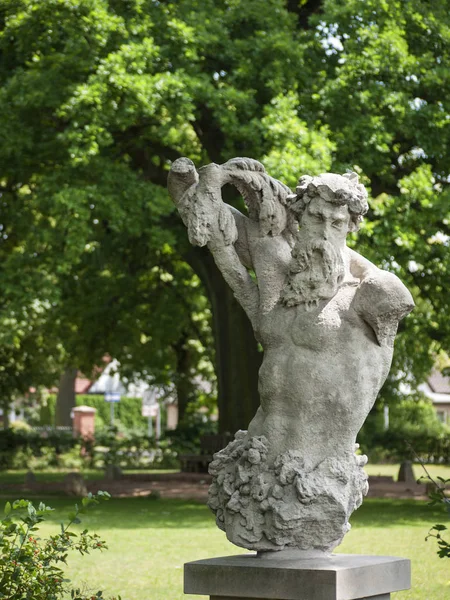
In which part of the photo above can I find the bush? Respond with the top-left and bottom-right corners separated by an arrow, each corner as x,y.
0,492 -> 120,600
0,428 -> 78,471
1,409 -> 219,472
9,420 -> 32,433
163,412 -> 218,456
91,414 -> 219,471
423,474 -> 450,558
39,395 -> 149,430
57,445 -> 86,470
92,426 -> 158,469
358,398 -> 450,462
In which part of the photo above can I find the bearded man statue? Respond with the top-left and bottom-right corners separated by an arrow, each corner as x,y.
168,159 -> 414,556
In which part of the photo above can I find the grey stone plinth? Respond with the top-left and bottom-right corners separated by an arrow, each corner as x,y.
184,554 -> 411,600
209,596 -> 390,600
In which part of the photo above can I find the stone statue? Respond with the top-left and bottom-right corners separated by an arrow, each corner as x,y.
168,157 -> 414,556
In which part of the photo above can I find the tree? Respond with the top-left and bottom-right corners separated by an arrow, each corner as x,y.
301,0 -> 450,386
0,0 -> 325,431
0,0 -> 217,423
0,315 -> 61,428
1,0 -> 449,433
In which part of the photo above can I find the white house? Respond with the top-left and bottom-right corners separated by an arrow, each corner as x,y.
419,370 -> 450,424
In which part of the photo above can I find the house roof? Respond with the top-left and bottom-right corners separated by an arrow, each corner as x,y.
428,371 -> 450,394
418,383 -> 450,404
75,377 -> 93,394
419,370 -> 450,405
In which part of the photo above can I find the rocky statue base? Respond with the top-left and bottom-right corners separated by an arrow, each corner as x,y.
208,432 -> 368,552
185,553 -> 411,600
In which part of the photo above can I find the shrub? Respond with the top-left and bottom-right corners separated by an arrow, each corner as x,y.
0,492 -> 120,599
358,398 -> 450,462
425,478 -> 450,558
0,428 -> 78,471
1,410 -> 219,471
57,445 -> 86,470
93,426 -> 157,469
93,412 -> 221,470
39,395 -> 149,430
164,412 -> 218,456
9,421 -> 32,433
413,458 -> 450,559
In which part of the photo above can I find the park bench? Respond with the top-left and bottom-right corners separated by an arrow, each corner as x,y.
180,433 -> 232,473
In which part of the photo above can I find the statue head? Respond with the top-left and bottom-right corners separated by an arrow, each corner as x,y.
287,172 -> 369,236
281,173 -> 368,309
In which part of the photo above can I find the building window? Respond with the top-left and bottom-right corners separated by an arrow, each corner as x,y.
436,410 -> 446,424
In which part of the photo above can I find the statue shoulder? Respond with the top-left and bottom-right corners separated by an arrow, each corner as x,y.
352,260 -> 415,347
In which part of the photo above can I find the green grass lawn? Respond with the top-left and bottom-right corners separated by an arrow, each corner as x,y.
3,496 -> 446,600
365,463 -> 450,482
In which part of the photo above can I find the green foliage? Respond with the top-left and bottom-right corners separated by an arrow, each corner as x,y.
0,428 -> 78,471
0,492 -> 120,600
385,396 -> 446,446
261,92 -> 335,187
0,0 -> 216,414
358,396 -> 450,462
0,0 -> 449,429
2,411 -> 215,471
301,0 -> 450,386
0,329 -> 62,423
0,423 -> 174,471
426,519 -> 450,559
39,394 -> 149,430
164,412 -> 218,456
415,463 -> 450,559
9,420 -> 31,433
92,425 -> 157,469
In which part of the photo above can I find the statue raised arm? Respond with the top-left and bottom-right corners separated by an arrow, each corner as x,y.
168,157 -> 295,318
168,159 -> 414,557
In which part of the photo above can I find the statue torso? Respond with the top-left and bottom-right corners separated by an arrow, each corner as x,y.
255,282 -> 394,464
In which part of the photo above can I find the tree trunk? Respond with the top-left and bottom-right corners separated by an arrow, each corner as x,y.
55,367 -> 77,427
173,334 -> 196,423
187,247 -> 262,434
2,400 -> 10,429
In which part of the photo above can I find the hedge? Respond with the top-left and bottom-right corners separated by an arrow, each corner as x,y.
0,428 -> 77,470
39,394 -> 152,431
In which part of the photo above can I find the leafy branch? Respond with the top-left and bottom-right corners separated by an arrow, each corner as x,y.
405,440 -> 450,558
0,492 -> 121,600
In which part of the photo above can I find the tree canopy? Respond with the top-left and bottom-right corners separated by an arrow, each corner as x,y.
0,0 -> 449,431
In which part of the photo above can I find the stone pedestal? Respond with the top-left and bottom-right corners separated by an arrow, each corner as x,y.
184,554 -> 410,600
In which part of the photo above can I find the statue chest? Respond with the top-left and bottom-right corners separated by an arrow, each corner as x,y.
260,284 -> 363,351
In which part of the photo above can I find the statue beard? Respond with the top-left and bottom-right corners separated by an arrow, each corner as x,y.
281,239 -> 345,310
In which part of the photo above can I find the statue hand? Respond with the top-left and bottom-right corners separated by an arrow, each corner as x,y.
168,159 -> 238,247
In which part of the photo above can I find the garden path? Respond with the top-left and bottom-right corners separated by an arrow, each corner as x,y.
0,473 -> 429,501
